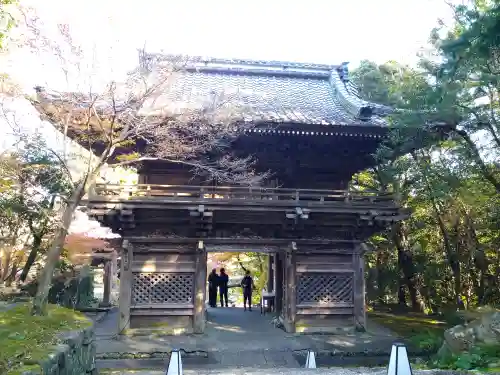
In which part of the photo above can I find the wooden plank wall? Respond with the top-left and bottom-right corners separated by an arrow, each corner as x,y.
129,252 -> 197,333
294,253 -> 356,333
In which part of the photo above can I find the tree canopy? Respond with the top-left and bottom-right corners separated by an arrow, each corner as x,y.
350,0 -> 499,313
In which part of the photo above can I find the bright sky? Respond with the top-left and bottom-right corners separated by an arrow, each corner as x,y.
1,0 -> 459,155
5,0 -> 456,92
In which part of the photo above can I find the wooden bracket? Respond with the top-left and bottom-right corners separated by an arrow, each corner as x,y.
189,205 -> 213,218
285,207 -> 310,221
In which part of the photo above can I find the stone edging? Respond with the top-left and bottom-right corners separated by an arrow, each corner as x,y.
96,348 -> 431,360
22,326 -> 96,375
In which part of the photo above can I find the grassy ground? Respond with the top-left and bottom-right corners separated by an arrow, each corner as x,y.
368,310 -> 451,354
368,311 -> 449,337
0,302 -> 91,375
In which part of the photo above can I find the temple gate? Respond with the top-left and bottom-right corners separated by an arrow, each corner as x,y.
80,54 -> 411,334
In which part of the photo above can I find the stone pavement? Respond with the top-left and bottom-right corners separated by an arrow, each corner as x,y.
98,369 -> 460,375
95,307 -> 397,356
95,306 -> 401,370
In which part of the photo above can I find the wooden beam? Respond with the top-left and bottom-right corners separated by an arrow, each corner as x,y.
193,240 -> 207,334
124,237 -> 360,247
90,198 -> 398,209
118,240 -> 133,334
205,244 -> 280,253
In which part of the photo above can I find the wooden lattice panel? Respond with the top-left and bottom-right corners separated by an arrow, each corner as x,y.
132,273 -> 193,305
297,273 -> 353,305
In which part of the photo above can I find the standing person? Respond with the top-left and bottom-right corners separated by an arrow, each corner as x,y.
207,269 -> 219,308
218,268 -> 229,307
241,270 -> 255,311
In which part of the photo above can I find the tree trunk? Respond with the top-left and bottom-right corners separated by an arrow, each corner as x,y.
5,261 -> 19,286
375,251 -> 384,304
31,143 -> 112,316
2,249 -> 12,282
236,254 -> 248,273
393,223 -> 426,312
396,241 -> 407,306
450,214 -> 465,309
20,234 -> 43,282
2,233 -> 18,282
464,212 -> 489,305
414,151 -> 464,309
31,185 -> 84,315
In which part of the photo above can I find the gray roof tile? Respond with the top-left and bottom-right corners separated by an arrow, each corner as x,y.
137,54 -> 391,127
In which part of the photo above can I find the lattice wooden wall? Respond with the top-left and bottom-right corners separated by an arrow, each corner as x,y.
132,272 -> 194,305
297,273 -> 353,305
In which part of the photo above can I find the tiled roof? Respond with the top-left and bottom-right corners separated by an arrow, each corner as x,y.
136,53 -> 392,127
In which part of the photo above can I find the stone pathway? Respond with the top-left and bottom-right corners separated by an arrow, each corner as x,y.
95,307 -> 397,356
95,306 -> 400,371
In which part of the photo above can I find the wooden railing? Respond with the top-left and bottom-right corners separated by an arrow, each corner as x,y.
88,184 -> 394,204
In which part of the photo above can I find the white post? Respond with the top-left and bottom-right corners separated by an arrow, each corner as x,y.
166,350 -> 183,375
305,350 -> 316,369
387,343 -> 413,375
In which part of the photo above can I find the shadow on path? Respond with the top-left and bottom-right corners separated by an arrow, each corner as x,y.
206,306 -> 277,334
93,306 -> 398,357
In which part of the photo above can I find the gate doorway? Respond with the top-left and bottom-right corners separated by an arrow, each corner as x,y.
204,250 -> 283,338
207,252 -> 275,308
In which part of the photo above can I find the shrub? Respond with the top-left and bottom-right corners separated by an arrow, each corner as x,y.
21,266 -> 95,309
428,343 -> 500,371
409,330 -> 443,353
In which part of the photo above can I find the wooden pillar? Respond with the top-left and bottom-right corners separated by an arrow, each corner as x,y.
111,250 -> 118,302
273,253 -> 277,293
118,240 -> 133,333
353,246 -> 366,331
275,252 -> 283,315
193,240 -> 207,334
101,259 -> 112,307
284,242 -> 297,333
267,254 -> 274,292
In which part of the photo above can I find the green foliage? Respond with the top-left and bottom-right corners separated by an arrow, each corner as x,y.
0,137 -> 74,284
427,343 -> 500,371
0,302 -> 91,375
0,0 -> 17,51
409,331 -> 444,353
21,268 -> 95,309
212,252 -> 268,306
352,8 -> 500,311
354,4 -> 500,370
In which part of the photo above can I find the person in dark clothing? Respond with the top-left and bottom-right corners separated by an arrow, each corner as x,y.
218,268 -> 229,307
241,270 -> 255,311
207,269 -> 219,308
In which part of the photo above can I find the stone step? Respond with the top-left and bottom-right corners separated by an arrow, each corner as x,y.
96,351 -> 393,370
97,350 -> 300,369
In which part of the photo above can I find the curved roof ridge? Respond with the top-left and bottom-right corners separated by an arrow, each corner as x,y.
329,66 -> 393,122
139,51 -> 393,122
139,51 -> 339,72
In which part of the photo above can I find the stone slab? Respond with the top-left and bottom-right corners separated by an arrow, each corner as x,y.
94,307 -> 398,357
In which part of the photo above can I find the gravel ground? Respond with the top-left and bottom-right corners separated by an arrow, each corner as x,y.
98,368 -> 490,375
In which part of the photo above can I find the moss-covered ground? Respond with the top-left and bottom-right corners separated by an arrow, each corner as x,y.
0,302 -> 91,375
368,311 -> 449,354
368,311 -> 449,337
